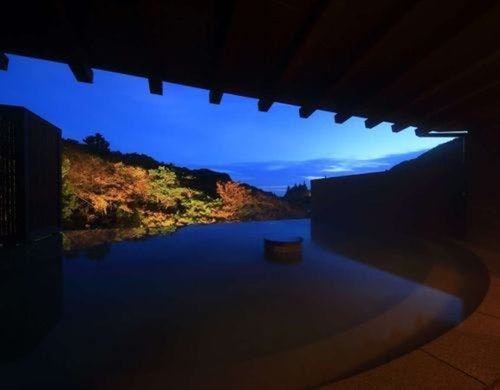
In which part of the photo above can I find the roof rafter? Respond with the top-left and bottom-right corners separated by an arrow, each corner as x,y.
0,53 -> 8,70
2,0 -> 500,134
253,0 -> 332,112
421,78 -> 500,122
318,0 -> 420,101
334,113 -> 351,124
206,0 -> 237,99
352,0 -> 499,122
53,1 -> 94,83
298,1 -> 420,116
258,99 -> 273,112
364,118 -> 383,129
148,77 -> 163,95
391,123 -> 410,133
299,106 -> 316,119
379,48 -> 500,123
209,90 -> 224,104
68,61 -> 93,83
140,1 -> 167,94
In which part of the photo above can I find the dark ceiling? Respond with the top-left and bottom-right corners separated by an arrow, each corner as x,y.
1,0 -> 500,134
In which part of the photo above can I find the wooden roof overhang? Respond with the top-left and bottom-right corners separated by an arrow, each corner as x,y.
1,0 -> 500,136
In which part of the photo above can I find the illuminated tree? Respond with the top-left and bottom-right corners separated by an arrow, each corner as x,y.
61,158 -> 78,220
61,140 -> 307,229
214,181 -> 255,220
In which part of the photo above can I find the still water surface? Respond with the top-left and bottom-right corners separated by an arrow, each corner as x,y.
0,219 -> 488,389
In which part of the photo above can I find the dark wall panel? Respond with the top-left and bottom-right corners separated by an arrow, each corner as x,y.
0,105 -> 61,244
467,130 -> 500,241
311,140 -> 466,238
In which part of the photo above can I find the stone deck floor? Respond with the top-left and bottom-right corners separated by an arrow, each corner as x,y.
323,237 -> 500,389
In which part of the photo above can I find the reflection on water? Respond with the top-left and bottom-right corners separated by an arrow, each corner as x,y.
311,221 -> 489,319
0,220 -> 489,389
0,235 -> 62,363
63,227 -> 176,261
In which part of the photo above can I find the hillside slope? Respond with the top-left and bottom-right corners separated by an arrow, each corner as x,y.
62,141 -> 307,229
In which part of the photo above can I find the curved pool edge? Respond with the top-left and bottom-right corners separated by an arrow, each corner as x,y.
322,237 -> 500,389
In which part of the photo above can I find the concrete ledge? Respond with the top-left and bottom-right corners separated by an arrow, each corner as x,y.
323,238 -> 500,389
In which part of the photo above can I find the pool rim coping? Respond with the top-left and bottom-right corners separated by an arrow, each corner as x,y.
323,236 -> 500,388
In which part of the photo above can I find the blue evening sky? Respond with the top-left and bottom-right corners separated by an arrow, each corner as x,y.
0,54 -> 448,194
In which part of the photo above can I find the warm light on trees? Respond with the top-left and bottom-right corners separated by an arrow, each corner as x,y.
62,158 -> 78,219
61,138 -> 307,229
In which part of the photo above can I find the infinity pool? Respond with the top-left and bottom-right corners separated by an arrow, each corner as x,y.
0,219 -> 488,389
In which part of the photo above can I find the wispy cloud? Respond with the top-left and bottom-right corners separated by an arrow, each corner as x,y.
265,164 -> 289,171
321,160 -> 390,173
192,148 -> 432,195
321,165 -> 353,173
353,160 -> 391,168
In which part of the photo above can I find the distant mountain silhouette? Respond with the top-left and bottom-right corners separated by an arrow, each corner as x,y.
389,138 -> 463,175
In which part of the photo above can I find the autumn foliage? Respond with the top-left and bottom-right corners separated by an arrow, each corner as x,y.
214,181 -> 305,221
62,138 -> 307,229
